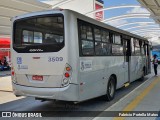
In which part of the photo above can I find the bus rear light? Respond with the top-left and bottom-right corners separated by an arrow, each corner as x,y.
63,78 -> 69,84
11,66 -> 15,76
11,71 -> 15,76
62,78 -> 69,87
11,67 -> 17,83
62,63 -> 72,87
64,72 -> 70,78
66,67 -> 71,71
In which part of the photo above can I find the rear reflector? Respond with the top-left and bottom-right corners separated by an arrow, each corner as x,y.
64,72 -> 70,78
11,71 -> 15,76
66,67 -> 71,71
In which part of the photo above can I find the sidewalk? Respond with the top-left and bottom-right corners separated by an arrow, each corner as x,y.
0,76 -> 12,92
93,70 -> 160,120
0,76 -> 25,104
0,71 -> 12,91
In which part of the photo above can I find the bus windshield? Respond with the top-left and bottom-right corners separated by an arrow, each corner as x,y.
13,14 -> 64,53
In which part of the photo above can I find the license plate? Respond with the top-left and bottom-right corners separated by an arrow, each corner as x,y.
32,75 -> 43,81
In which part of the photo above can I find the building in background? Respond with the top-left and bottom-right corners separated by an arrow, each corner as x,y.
95,0 -> 104,21
41,0 -> 104,21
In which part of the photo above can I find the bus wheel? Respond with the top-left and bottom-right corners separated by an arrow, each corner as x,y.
104,76 -> 116,101
140,67 -> 145,81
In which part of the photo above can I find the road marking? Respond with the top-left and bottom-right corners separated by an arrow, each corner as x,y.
113,76 -> 160,120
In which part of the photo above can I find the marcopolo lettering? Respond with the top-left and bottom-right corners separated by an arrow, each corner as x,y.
29,49 -> 43,52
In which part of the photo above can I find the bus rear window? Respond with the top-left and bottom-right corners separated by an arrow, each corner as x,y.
13,14 -> 64,53
44,33 -> 63,44
23,30 -> 43,43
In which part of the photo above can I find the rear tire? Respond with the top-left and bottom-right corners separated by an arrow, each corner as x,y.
104,76 -> 116,101
140,67 -> 145,81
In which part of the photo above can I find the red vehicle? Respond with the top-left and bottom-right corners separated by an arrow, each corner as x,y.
0,38 -> 10,68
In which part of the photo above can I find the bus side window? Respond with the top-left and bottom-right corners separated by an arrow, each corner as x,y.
94,29 -> 111,56
141,41 -> 145,55
101,30 -> 111,55
87,26 -> 93,40
94,28 -> 101,41
135,39 -> 141,55
94,28 -> 102,55
114,34 -> 121,44
80,24 -> 94,56
112,44 -> 123,55
95,42 -> 111,56
112,34 -> 123,55
81,26 -> 87,39
131,38 -> 135,55
102,30 -> 109,43
144,43 -> 147,56
81,40 -> 94,55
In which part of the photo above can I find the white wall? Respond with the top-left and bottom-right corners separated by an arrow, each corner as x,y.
41,0 -> 96,18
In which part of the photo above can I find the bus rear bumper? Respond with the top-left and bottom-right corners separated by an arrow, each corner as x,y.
12,83 -> 78,101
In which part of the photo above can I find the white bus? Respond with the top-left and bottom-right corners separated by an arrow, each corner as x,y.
11,9 -> 151,102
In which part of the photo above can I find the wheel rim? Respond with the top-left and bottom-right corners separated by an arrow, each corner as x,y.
108,80 -> 115,97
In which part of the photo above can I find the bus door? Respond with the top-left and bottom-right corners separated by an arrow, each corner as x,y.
123,39 -> 131,83
143,43 -> 151,74
146,43 -> 151,74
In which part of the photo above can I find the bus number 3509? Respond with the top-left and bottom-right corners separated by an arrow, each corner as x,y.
48,57 -> 63,62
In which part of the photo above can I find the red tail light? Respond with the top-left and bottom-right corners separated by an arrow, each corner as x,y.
11,66 -> 15,76
11,71 -> 15,76
11,65 -> 17,83
65,72 -> 70,78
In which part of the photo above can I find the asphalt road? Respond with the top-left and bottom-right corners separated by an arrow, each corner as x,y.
0,74 -> 152,120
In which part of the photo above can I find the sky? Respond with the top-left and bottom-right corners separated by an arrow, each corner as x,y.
104,0 -> 140,18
